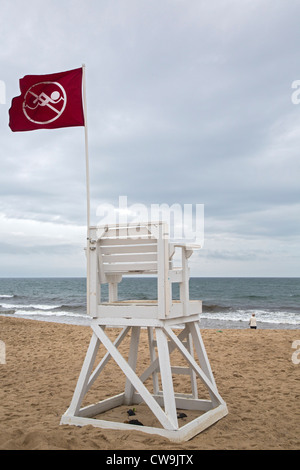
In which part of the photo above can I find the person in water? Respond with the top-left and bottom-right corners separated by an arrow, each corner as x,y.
249,313 -> 257,329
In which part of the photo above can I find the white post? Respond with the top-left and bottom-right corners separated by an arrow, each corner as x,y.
82,63 -> 91,315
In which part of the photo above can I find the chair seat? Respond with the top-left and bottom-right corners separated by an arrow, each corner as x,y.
96,299 -> 202,319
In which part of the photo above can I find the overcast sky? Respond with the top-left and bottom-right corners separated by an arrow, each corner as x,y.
0,0 -> 299,277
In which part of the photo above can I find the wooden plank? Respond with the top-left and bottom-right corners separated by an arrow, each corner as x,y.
67,332 -> 101,416
131,392 -> 212,411
188,322 -> 217,388
61,414 -> 182,442
186,333 -> 198,399
103,262 -> 157,273
180,246 -> 189,316
173,397 -> 212,412
189,300 -> 202,315
101,226 -> 153,238
97,304 -> 158,318
78,393 -> 125,417
102,253 -> 157,263
168,269 -> 183,283
61,402 -> 228,443
171,366 -> 191,375
139,327 -> 189,384
157,224 -> 167,319
178,404 -> 228,441
92,317 -> 163,327
88,242 -> 99,315
124,326 -> 141,405
100,237 -> 156,246
101,244 -> 157,254
147,327 -> 159,395
156,328 -> 178,430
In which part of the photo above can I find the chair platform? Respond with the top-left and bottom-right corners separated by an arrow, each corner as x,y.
61,398 -> 228,443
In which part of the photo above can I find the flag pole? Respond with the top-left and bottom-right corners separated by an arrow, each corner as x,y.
82,63 -> 91,315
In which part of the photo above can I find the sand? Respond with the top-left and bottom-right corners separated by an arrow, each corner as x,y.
0,316 -> 299,450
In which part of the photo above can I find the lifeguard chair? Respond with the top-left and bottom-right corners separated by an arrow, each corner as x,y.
61,222 -> 227,442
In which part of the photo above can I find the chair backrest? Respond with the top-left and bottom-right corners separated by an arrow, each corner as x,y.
96,222 -> 163,279
88,222 -> 170,317
87,222 -> 200,319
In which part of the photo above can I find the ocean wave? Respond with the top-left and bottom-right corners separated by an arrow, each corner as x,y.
202,304 -> 231,313
0,302 -> 61,310
0,309 -> 15,315
200,308 -> 299,325
0,294 -> 14,298
13,309 -> 88,319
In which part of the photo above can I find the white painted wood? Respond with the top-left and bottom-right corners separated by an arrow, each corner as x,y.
168,269 -> 183,283
92,314 -> 201,328
180,247 -> 190,316
100,237 -> 156,246
67,332 -> 100,416
171,366 -> 191,375
95,301 -> 201,320
186,333 -> 198,399
91,323 -> 177,430
61,403 -> 228,443
88,223 -> 202,321
162,326 -> 224,408
101,244 -> 157,254
102,253 -> 157,263
156,328 -> 178,429
104,261 -> 158,273
62,223 -> 228,442
97,304 -> 158,318
86,327 -> 131,392
124,326 -> 141,405
78,393 -> 125,417
131,393 -> 213,412
138,327 -> 189,386
174,404 -> 228,442
188,321 -> 217,389
99,225 -> 153,239
62,320 -> 228,441
108,281 -> 118,302
147,327 -> 159,395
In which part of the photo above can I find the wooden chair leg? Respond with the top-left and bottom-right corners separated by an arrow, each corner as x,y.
156,327 -> 178,430
67,332 -> 101,416
124,326 -> 141,405
147,327 -> 159,395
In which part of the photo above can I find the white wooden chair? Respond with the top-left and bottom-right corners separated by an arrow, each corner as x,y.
61,222 -> 228,442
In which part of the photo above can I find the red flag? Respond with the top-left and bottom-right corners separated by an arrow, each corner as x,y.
9,67 -> 85,132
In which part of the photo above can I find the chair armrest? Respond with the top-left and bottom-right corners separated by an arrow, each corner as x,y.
173,243 -> 201,250
173,243 -> 201,259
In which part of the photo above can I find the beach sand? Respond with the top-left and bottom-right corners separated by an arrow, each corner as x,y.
0,316 -> 299,450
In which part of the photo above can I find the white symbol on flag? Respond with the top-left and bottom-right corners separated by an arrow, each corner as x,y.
23,81 -> 67,125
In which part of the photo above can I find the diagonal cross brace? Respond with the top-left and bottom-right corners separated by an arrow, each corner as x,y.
91,323 -> 178,431
162,326 -> 224,408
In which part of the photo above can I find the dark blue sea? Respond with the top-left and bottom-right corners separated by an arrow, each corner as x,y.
0,277 -> 299,329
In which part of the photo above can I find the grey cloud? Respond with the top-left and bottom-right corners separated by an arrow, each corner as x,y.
0,0 -> 299,276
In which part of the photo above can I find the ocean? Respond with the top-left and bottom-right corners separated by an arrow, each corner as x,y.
0,277 -> 299,329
